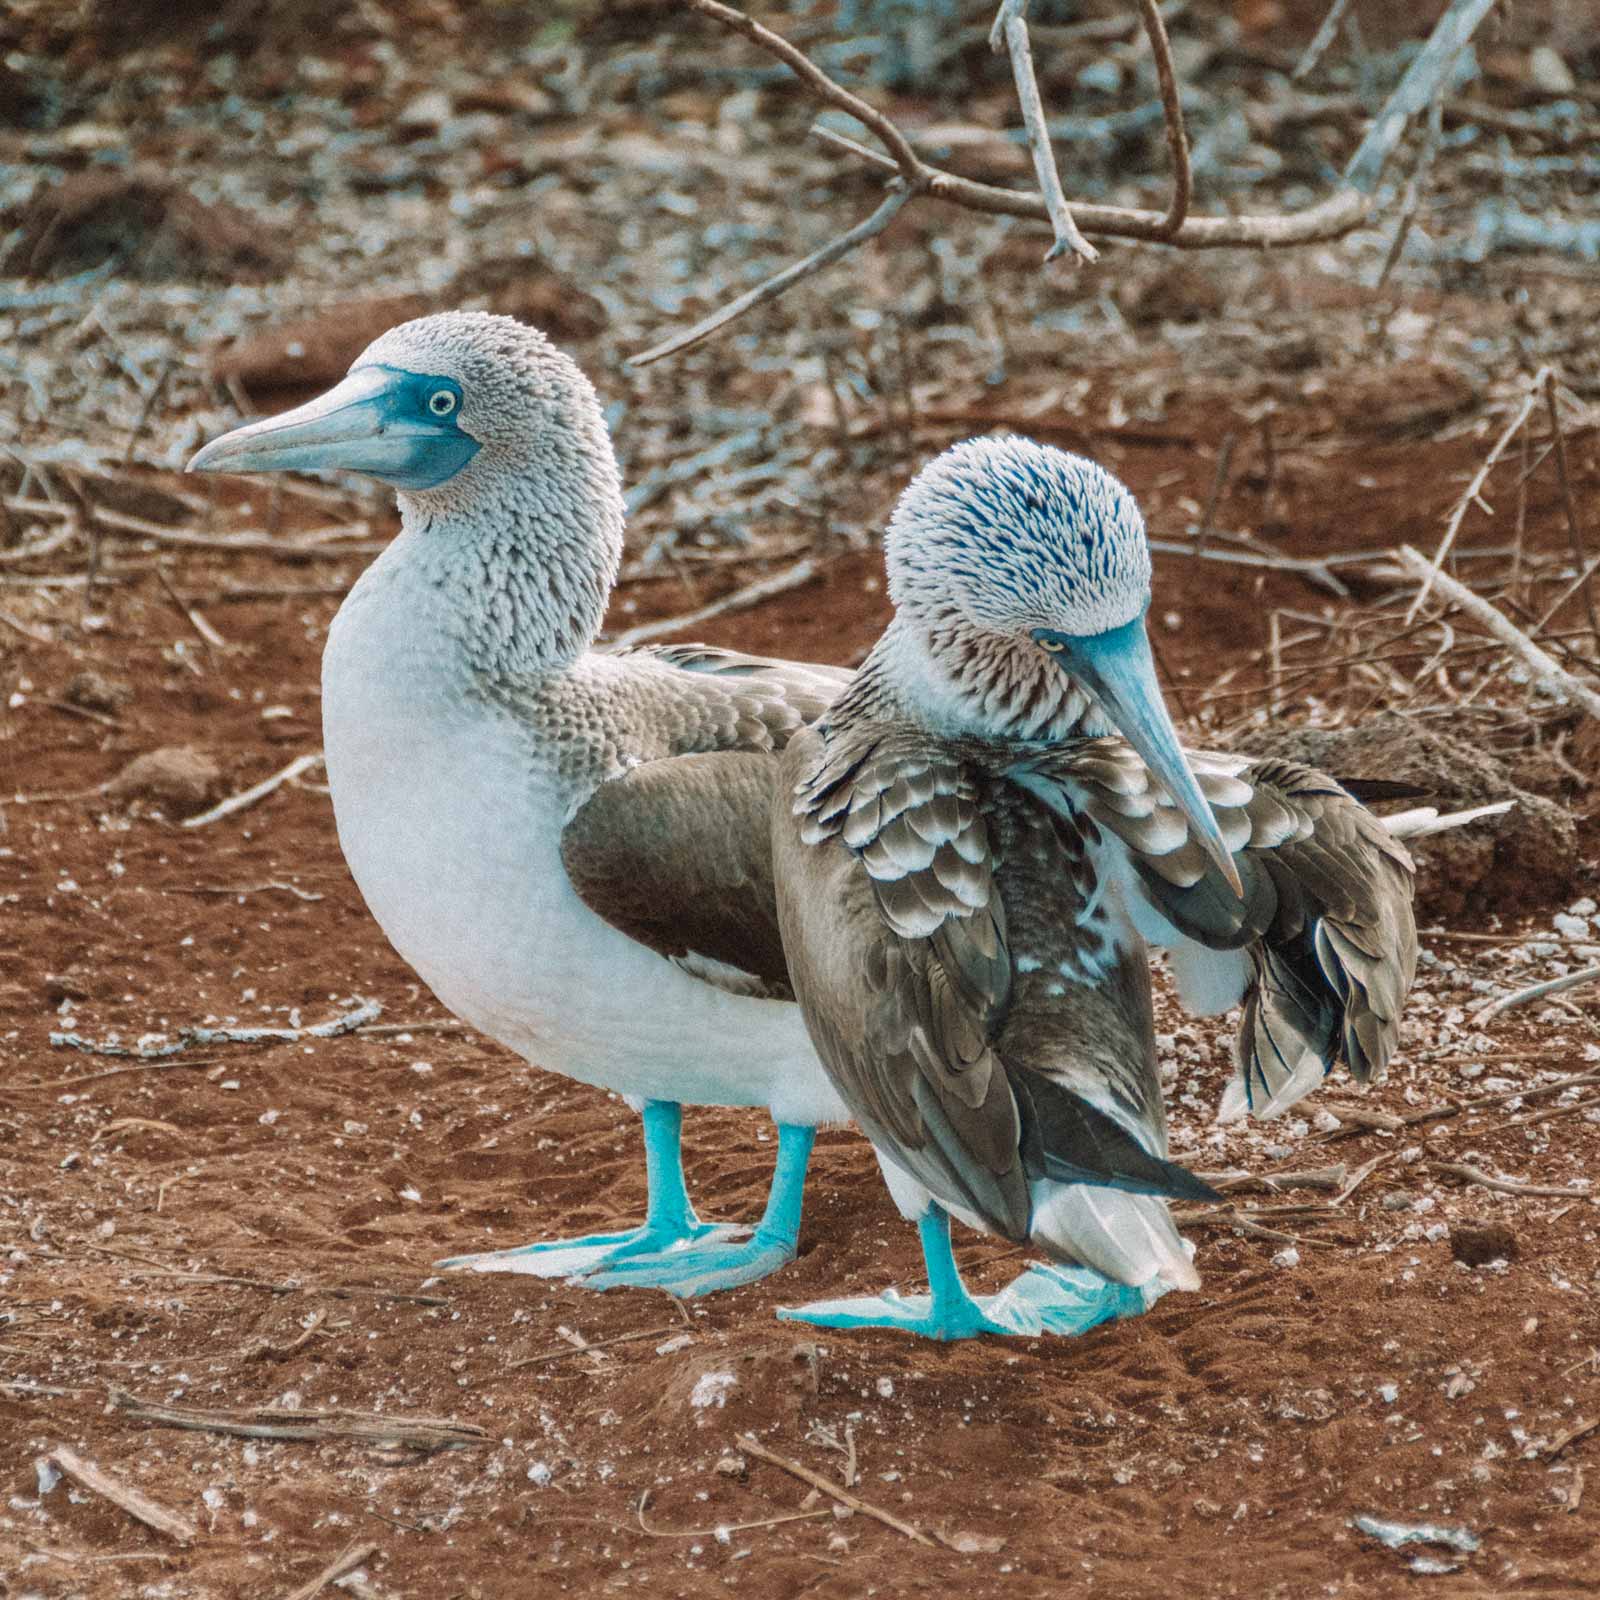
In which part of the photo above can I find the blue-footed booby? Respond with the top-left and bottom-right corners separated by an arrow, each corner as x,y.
770,437 -> 1419,1339
188,310 -> 857,1296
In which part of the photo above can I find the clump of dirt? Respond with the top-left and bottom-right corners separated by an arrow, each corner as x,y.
1450,1219 -> 1520,1266
209,261 -> 605,400
1238,714 -> 1579,918
104,746 -> 223,813
4,167 -> 288,283
210,296 -> 434,398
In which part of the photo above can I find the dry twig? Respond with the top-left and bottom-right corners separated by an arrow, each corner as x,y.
607,559 -> 819,649
1405,375 -> 1548,622
182,751 -> 326,829
1397,545 -> 1600,721
989,1 -> 1098,265
109,1389 -> 487,1454
1428,1161 -> 1594,1200
52,999 -> 381,1061
1472,963 -> 1600,1024
1293,0 -> 1354,80
1542,372 -> 1600,646
738,1433 -> 936,1548
281,1538 -> 379,1600
633,0 -> 1497,365
47,1445 -> 199,1545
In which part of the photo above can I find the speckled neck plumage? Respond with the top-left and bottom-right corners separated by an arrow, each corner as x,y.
375,336 -> 627,683
831,612 -> 1104,745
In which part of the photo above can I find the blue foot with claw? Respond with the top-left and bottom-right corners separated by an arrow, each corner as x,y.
439,1099 -> 721,1278
439,1108 -> 816,1297
574,1121 -> 814,1295
777,1207 -> 1162,1340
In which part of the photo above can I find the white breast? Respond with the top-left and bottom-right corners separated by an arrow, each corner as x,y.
320,559 -> 845,1125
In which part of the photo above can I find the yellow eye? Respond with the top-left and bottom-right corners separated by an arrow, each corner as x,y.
429,389 -> 458,417
1037,636 -> 1065,653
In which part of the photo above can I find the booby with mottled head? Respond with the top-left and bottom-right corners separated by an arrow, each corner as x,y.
771,437 -> 1417,1338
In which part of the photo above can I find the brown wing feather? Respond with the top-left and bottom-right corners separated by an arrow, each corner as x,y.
1021,741 -> 1417,1112
563,751 -> 794,999
778,726 -> 1219,1236
561,647 -> 851,1001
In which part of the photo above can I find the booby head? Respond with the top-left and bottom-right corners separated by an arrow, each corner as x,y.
187,310 -> 614,508
887,435 -> 1241,896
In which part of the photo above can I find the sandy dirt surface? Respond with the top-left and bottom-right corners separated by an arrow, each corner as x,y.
3,3 -> 1600,1596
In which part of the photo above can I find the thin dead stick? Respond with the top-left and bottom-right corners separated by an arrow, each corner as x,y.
1137,0 -> 1192,239
636,1489 -> 831,1540
1397,546 -> 1600,721
1428,1161 -> 1595,1200
1375,82 -> 1446,290
166,881 -> 324,902
1481,1093 -> 1600,1137
52,1000 -> 381,1060
607,559 -> 819,648
508,1323 -> 683,1370
153,563 -> 228,649
1547,1418 -> 1600,1463
1194,432 -> 1237,560
181,751 -> 326,829
89,505 -> 385,558
631,190 -> 909,366
738,1434 -> 936,1548
1332,1152 -> 1391,1206
0,522 -> 75,564
1543,372 -> 1600,646
990,0 -> 1098,265
637,0 -> 1495,364
122,357 -> 175,465
109,1389 -> 488,1454
1404,377 -> 1547,623
45,1056 -> 224,1088
1202,1165 -> 1348,1195
1532,555 -> 1600,640
1472,963 -> 1600,1024
281,1538 -> 379,1600
48,1445 -> 198,1545
0,605 -> 53,643
1294,0 -> 1353,79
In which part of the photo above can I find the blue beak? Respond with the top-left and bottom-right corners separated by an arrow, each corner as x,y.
186,365 -> 479,491
1039,616 -> 1243,897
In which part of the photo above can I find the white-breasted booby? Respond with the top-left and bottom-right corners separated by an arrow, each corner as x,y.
190,311 -> 854,1296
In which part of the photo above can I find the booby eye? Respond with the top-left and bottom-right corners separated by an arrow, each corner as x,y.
428,389 -> 458,418
1035,634 -> 1066,654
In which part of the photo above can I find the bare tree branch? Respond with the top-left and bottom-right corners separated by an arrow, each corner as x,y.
989,0 -> 1098,265
1136,0 -> 1192,239
629,189 -> 909,368
636,0 -> 1498,366
1293,0 -> 1354,81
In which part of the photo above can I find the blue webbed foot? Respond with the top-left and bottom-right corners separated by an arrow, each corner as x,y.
574,1228 -> 792,1296
438,1099 -> 725,1280
573,1120 -> 815,1295
778,1286 -> 1014,1341
775,1205 -> 1168,1341
437,1219 -> 733,1280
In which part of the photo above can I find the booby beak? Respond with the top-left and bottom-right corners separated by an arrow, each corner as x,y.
1037,617 -> 1244,898
186,364 -> 479,490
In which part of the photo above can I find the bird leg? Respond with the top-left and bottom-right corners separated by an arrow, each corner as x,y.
436,1099 -> 736,1280
777,1204 -> 1158,1341
574,1122 -> 816,1296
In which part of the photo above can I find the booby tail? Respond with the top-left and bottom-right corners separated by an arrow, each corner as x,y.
1018,744 -> 1418,1121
